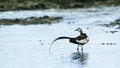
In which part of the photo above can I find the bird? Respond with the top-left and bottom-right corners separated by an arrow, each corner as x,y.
49,27 -> 89,54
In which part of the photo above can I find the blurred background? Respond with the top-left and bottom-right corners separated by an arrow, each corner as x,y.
0,0 -> 120,11
0,0 -> 120,68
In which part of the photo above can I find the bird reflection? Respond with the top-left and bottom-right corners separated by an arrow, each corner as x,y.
71,52 -> 89,66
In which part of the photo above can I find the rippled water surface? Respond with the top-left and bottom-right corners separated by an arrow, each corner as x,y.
0,6 -> 120,68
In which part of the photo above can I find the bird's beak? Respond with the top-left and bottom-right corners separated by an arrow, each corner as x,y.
74,27 -> 81,31
74,29 -> 77,31
74,29 -> 78,31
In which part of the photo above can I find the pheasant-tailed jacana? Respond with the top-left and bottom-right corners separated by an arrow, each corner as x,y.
49,27 -> 89,53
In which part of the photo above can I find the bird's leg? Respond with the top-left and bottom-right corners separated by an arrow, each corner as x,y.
77,45 -> 80,54
81,45 -> 83,54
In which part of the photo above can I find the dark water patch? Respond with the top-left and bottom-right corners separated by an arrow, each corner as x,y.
39,40 -> 41,42
100,18 -> 120,29
105,30 -> 119,34
68,21 -> 75,24
0,16 -> 63,25
38,40 -> 45,45
40,43 -> 44,45
101,43 -> 117,45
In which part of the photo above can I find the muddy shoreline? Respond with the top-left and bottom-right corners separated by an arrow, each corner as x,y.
0,16 -> 63,25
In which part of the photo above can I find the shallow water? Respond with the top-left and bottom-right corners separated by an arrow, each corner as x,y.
0,6 -> 120,68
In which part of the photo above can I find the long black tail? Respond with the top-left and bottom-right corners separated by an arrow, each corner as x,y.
49,36 -> 71,54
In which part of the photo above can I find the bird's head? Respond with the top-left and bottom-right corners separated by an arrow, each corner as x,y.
75,27 -> 83,34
